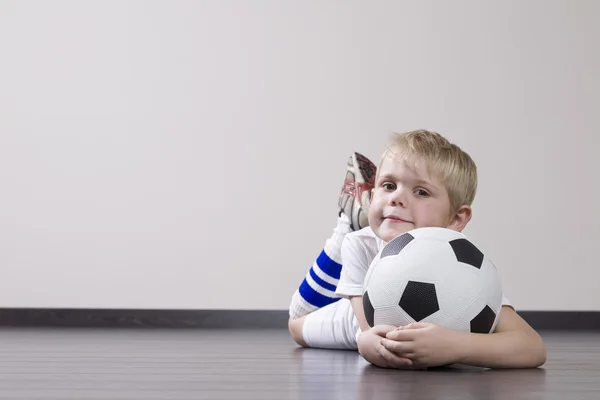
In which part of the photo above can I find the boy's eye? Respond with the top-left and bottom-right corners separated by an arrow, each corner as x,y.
382,182 -> 396,191
415,189 -> 429,197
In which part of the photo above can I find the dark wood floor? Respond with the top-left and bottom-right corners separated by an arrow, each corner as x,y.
0,328 -> 596,399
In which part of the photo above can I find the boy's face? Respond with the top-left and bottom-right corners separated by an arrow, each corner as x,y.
368,151 -> 469,243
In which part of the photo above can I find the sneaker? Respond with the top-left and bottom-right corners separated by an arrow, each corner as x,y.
338,152 -> 377,231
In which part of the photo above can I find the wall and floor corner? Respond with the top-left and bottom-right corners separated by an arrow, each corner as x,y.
0,309 -> 598,330
1,2 -> 598,324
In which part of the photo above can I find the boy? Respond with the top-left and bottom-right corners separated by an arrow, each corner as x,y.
288,129 -> 546,369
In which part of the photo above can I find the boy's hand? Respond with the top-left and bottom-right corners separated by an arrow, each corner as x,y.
357,325 -> 422,369
382,322 -> 469,368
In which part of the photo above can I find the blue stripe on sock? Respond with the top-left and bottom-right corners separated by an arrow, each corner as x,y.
309,268 -> 338,292
316,250 -> 342,279
299,279 -> 340,308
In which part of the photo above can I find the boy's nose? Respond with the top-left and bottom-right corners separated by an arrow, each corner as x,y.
389,188 -> 406,207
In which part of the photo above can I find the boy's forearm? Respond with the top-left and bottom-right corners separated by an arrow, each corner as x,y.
460,330 -> 546,368
349,296 -> 371,332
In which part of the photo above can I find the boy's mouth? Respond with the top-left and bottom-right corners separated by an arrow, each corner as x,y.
384,215 -> 413,224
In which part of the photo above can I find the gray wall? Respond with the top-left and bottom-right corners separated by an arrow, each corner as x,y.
1,0 -> 598,311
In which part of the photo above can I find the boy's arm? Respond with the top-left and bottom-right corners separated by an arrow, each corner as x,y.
383,306 -> 547,369
459,306 -> 546,368
350,296 -> 370,332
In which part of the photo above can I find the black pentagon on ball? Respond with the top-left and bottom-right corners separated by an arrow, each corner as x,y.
449,238 -> 484,269
363,290 -> 375,327
399,281 -> 440,321
470,305 -> 497,333
381,233 -> 414,258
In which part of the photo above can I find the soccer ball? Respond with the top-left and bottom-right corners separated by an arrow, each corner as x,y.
362,227 -> 503,334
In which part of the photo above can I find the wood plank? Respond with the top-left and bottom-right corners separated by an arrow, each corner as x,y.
0,328 -> 595,400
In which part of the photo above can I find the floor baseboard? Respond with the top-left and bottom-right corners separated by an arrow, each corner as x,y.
0,309 -> 597,330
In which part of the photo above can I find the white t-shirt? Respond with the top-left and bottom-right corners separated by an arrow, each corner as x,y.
335,227 -> 384,298
334,226 -> 513,308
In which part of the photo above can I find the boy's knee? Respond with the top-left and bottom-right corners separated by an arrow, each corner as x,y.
288,317 -> 308,347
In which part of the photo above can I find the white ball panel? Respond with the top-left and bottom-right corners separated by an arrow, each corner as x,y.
436,263 -> 483,320
391,238 -> 455,283
408,227 -> 466,242
423,310 -> 470,332
365,257 -> 409,308
374,305 -> 414,327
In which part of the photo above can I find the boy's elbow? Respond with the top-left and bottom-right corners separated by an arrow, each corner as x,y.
534,342 -> 547,367
527,332 -> 547,368
528,347 -> 546,368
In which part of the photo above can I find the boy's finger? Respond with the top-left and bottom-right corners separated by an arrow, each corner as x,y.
381,338 -> 413,354
386,330 -> 416,341
378,346 -> 413,368
370,325 -> 398,336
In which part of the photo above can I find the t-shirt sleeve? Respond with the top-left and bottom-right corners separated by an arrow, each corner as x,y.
335,234 -> 373,298
501,295 -> 514,310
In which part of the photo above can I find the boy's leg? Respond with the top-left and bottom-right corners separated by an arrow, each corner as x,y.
301,298 -> 361,350
288,152 -> 376,320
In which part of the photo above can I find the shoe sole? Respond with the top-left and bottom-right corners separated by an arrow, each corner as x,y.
340,152 -> 377,230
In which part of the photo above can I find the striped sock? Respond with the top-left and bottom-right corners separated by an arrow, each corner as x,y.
289,214 -> 352,319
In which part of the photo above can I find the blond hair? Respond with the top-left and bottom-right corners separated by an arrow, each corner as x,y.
379,129 -> 477,212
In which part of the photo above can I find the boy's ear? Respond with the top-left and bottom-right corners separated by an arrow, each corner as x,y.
448,205 -> 472,232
